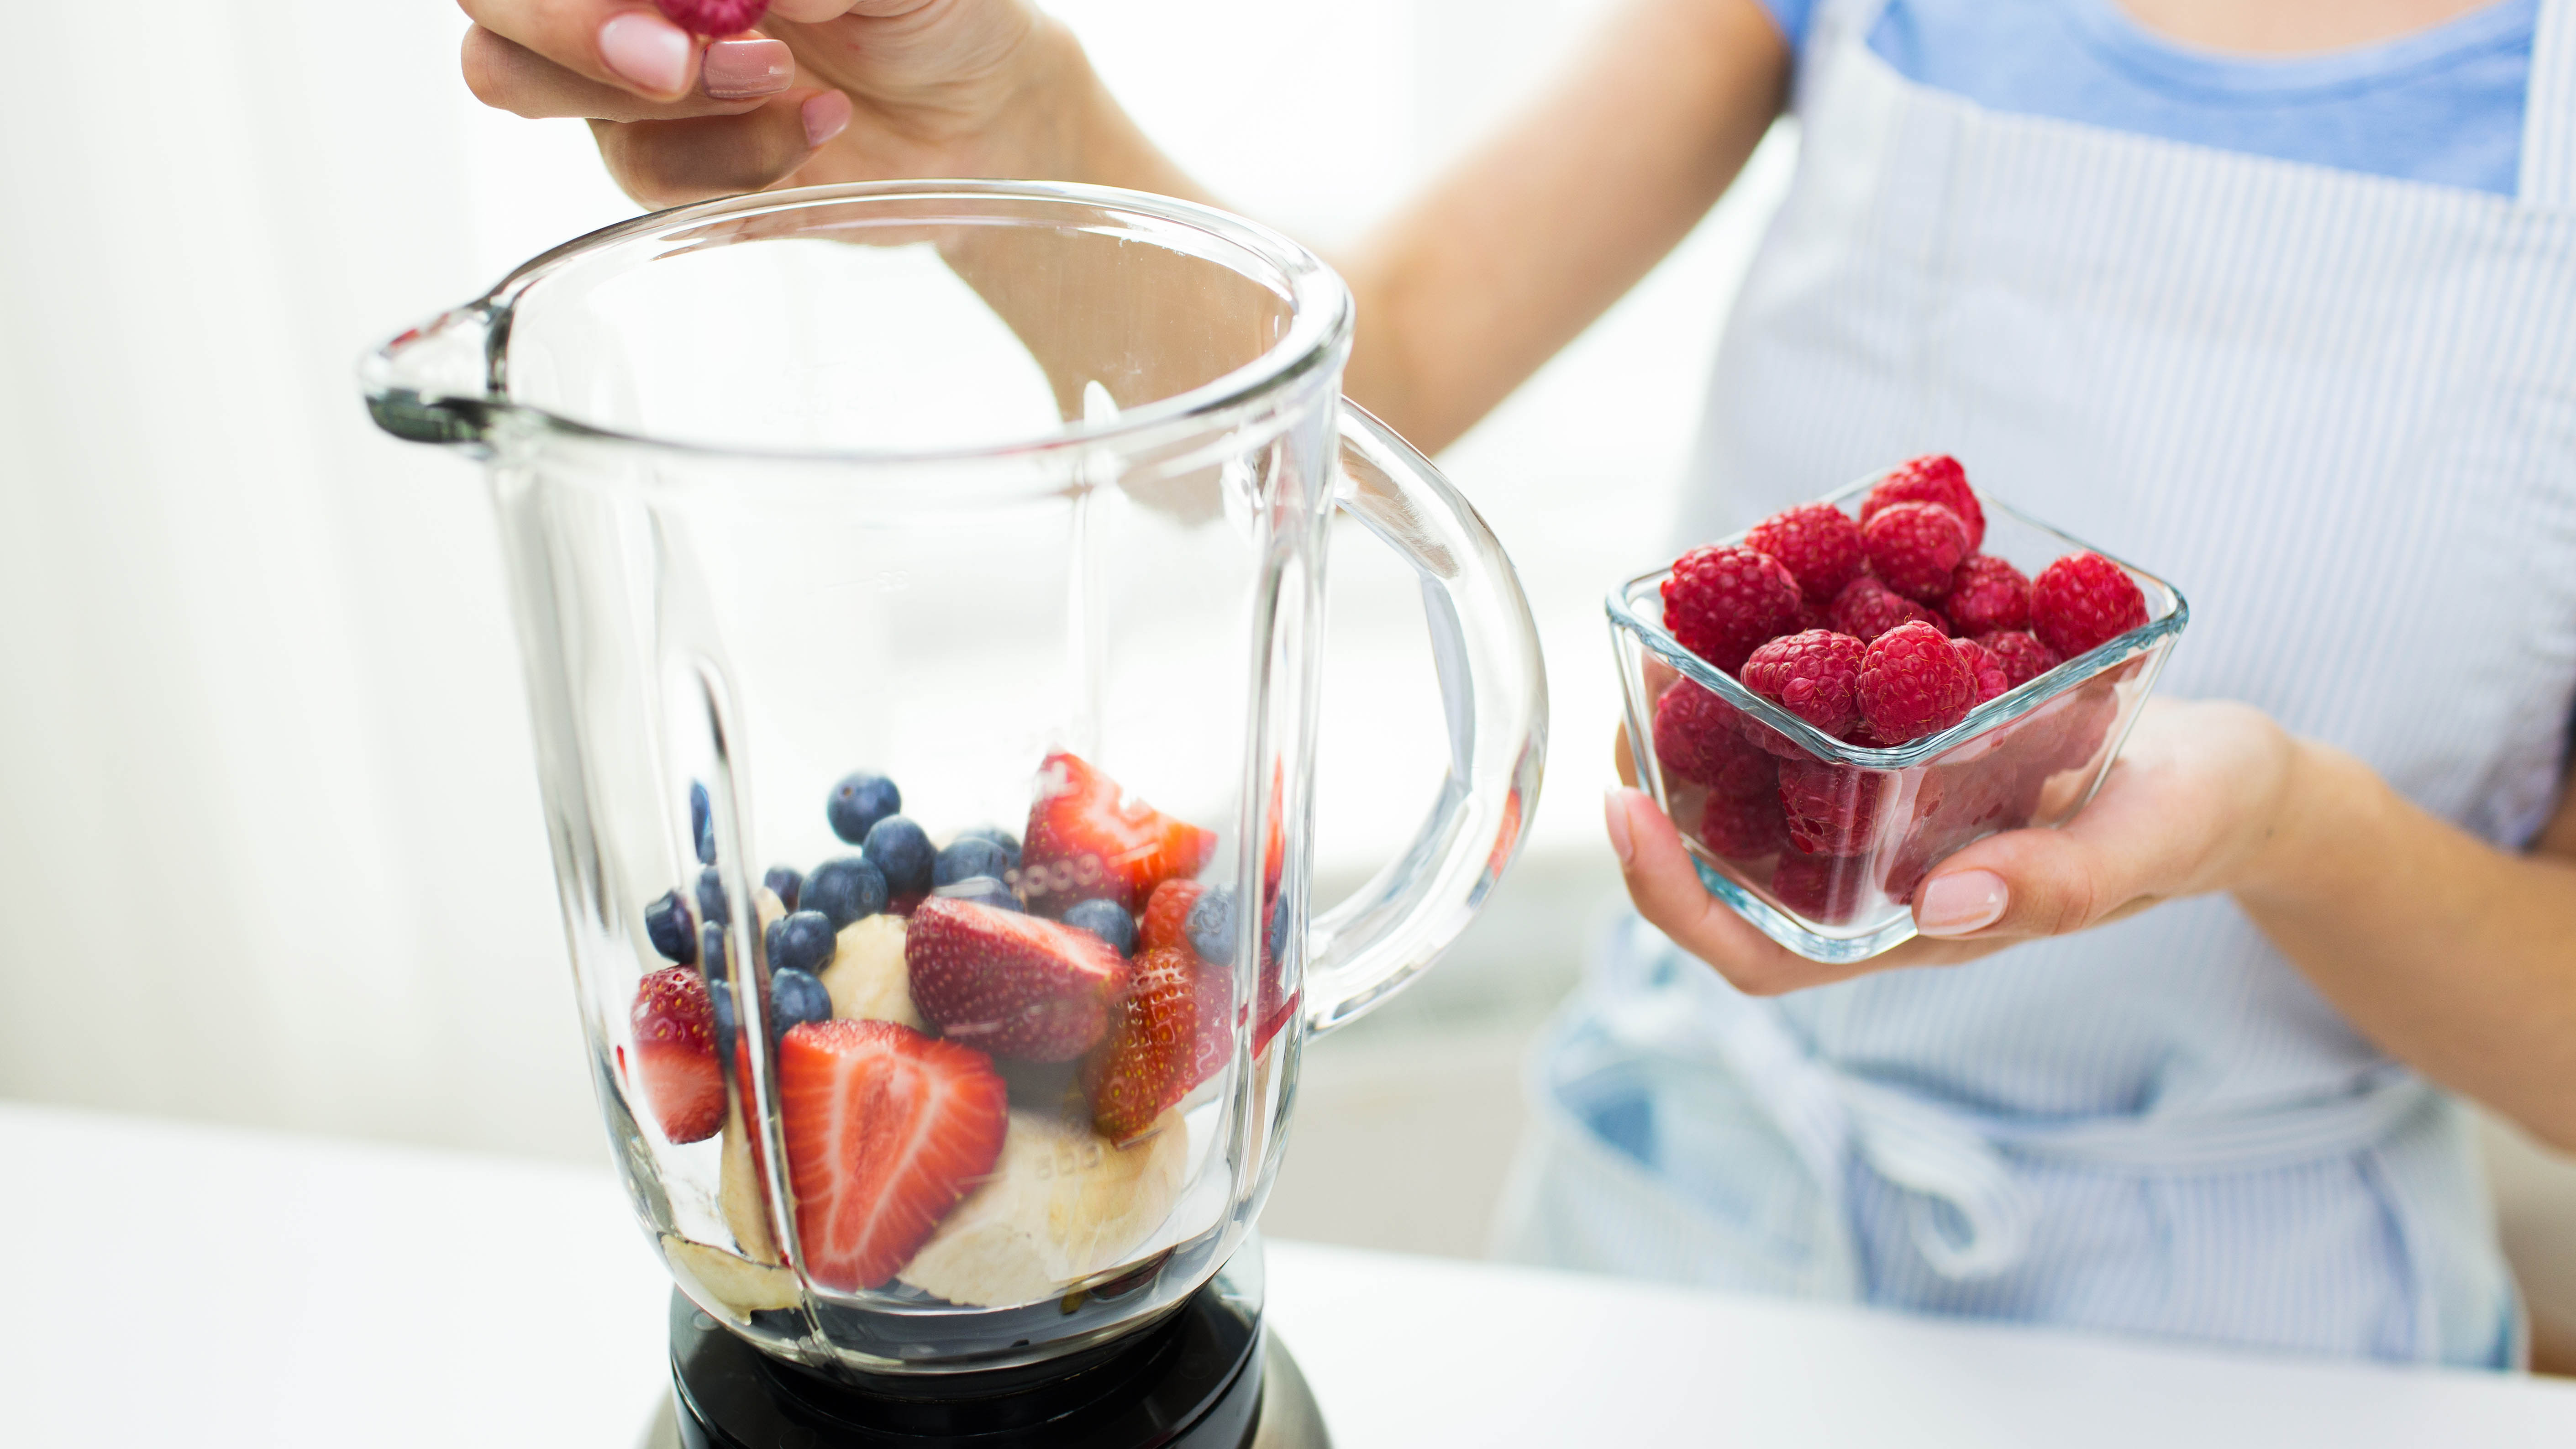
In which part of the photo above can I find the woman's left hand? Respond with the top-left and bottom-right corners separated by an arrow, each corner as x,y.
1608,697 -> 2301,994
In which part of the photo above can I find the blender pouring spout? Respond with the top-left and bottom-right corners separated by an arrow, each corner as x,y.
360,301 -> 506,450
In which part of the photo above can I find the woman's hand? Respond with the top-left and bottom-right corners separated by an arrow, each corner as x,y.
1606,697 -> 2300,994
458,0 -> 1088,209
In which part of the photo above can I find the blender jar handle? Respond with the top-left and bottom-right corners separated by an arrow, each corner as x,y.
359,303 -> 502,449
1304,400 -> 1549,1035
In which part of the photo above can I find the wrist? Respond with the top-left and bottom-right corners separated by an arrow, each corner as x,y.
2231,735 -> 2381,908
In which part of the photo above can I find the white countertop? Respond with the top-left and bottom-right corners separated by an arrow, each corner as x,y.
6,1100 -> 2571,1446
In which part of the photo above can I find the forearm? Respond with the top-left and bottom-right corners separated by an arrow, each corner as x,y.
1339,0 -> 1788,449
2237,741 -> 2576,1149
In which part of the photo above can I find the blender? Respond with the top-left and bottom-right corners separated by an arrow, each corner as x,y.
363,183 -> 1547,1446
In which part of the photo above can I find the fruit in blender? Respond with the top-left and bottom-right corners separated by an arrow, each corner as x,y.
820,914 -> 924,1029
826,771 -> 902,845
1083,944 -> 1231,1141
632,966 -> 725,1144
762,864 -> 804,913
906,897 -> 1134,1060
764,910 -> 837,978
645,888 -> 697,964
934,836 -> 1015,888
1136,878 -> 1205,955
778,1018 -> 1010,1292
862,815 -> 936,899
897,1108 -> 1187,1308
803,856 -> 889,929
1020,752 -> 1218,914
1061,898 -> 1138,958
769,968 -> 833,1036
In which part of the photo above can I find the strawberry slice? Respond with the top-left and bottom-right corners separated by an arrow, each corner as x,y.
906,897 -> 1133,1061
1020,752 -> 1217,915
777,1018 -> 1008,1292
1080,945 -> 1234,1141
1137,878 -> 1206,956
631,966 -> 723,1144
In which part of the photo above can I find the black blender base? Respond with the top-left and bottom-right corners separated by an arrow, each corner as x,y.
653,1282 -> 1329,1449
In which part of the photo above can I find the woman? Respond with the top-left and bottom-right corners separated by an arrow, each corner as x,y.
457,0 -> 2576,1366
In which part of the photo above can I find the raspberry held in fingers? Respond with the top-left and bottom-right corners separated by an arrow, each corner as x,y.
656,0 -> 772,37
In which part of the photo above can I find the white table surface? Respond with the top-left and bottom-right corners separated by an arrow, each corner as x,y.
7,1100 -> 2572,1447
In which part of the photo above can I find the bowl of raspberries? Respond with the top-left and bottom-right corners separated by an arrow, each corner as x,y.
1607,456 -> 2188,962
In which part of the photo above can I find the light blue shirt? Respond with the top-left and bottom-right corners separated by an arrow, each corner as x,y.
1758,0 -> 2536,195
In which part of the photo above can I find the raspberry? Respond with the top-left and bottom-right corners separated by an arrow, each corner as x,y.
1740,630 -> 1867,737
1744,503 -> 1867,604
1857,621 -> 1975,743
655,0 -> 771,36
1952,636 -> 2010,704
1777,757 -> 1891,856
1861,500 -> 1971,602
1701,786 -> 1788,859
1662,545 -> 1803,672
1942,554 -> 2030,633
1978,630 -> 2060,687
2030,551 -> 2148,658
1652,681 -> 1773,797
1770,850 -> 1871,923
1862,454 -> 1985,552
1798,598 -> 1834,634
1830,576 -> 1949,642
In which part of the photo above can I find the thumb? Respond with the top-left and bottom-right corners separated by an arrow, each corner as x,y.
1911,825 -> 2128,940
594,88 -> 852,210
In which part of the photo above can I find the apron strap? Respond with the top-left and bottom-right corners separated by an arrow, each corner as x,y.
2521,0 -> 2576,206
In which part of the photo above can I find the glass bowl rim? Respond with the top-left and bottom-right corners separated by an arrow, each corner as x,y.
1604,475 -> 2190,771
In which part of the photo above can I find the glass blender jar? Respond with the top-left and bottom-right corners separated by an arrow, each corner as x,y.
363,182 -> 1546,1444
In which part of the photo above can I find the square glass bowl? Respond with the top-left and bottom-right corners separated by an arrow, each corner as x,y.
1607,474 -> 2188,962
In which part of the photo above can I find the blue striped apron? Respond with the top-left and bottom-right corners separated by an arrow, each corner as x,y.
1499,0 -> 2576,1366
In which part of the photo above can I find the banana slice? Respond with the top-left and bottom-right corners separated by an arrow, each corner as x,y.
899,1109 -> 1187,1308
719,1100 -> 782,1265
821,914 -> 923,1029
664,1234 -> 801,1314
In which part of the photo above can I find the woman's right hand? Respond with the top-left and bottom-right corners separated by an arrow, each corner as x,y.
458,1 -> 1080,209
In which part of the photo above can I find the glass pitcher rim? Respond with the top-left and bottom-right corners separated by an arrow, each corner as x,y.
407,179 -> 1355,468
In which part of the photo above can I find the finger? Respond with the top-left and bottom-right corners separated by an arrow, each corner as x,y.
1613,724 -> 1639,789
459,0 -> 701,100
593,89 -> 853,209
464,29 -> 791,119
1608,788 -> 1827,995
769,0 -> 931,19
1909,768 -> 2184,940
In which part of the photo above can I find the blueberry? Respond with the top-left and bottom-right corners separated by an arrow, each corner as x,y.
763,864 -> 804,914
862,815 -> 936,896
700,921 -> 731,982
826,772 -> 902,846
1267,890 -> 1291,961
1186,887 -> 1238,966
934,837 -> 1014,888
803,857 -> 888,929
709,978 -> 739,1067
765,910 -> 838,977
953,824 -> 1022,868
769,968 -> 832,1037
936,877 -> 1020,913
696,865 -> 731,927
1062,898 -> 1136,957
690,782 -> 716,865
644,889 -> 697,964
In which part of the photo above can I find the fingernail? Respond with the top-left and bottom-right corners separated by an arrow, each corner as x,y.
1917,869 -> 2007,936
1604,788 -> 1637,865
802,89 -> 853,148
599,12 -> 692,96
703,38 -> 793,99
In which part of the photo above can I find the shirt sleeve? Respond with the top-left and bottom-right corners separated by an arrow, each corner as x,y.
1755,0 -> 1818,48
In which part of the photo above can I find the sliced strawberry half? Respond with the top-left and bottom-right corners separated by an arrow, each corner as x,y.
777,1018 -> 1008,1292
1137,878 -> 1206,956
906,897 -> 1133,1061
1020,752 -> 1218,915
1081,944 -> 1234,1142
631,966 -> 723,1144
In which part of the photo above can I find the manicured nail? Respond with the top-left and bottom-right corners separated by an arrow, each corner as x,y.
703,38 -> 793,99
599,11 -> 692,96
802,89 -> 853,148
1604,788 -> 1637,865
1917,870 -> 2008,936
